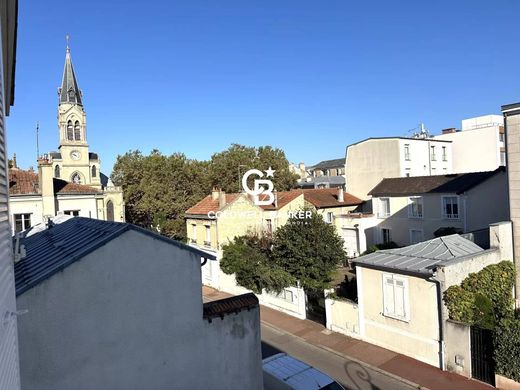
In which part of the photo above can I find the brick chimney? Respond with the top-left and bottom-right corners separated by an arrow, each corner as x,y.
442,128 -> 457,134
38,155 -> 55,217
337,187 -> 344,202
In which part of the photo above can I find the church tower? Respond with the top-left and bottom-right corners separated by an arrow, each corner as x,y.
55,40 -> 101,188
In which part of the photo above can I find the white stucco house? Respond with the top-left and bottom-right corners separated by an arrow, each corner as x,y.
15,217 -> 263,390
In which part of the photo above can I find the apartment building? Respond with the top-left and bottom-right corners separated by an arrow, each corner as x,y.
345,137 -> 453,200
435,114 -> 505,173
369,168 -> 508,247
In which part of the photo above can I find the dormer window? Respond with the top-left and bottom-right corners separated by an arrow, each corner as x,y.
67,120 -> 73,140
74,121 -> 81,141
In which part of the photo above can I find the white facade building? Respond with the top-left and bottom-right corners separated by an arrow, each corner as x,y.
0,2 -> 21,389
435,114 -> 505,173
345,137 -> 453,200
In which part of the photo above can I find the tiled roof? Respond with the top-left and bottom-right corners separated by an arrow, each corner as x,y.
203,293 -> 259,321
9,169 -> 38,195
54,178 -> 100,194
353,234 -> 485,275
185,188 -> 362,216
308,158 -> 344,170
369,167 -> 504,197
15,217 -> 216,296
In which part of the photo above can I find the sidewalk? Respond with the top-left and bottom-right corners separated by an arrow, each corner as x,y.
203,286 -> 492,390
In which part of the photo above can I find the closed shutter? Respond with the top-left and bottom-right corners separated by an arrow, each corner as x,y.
383,275 -> 395,316
0,13 -> 21,389
394,279 -> 406,318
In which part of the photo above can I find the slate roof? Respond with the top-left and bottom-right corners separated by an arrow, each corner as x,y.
369,167 -> 504,197
296,176 -> 345,188
353,234 -> 485,276
185,188 -> 362,216
59,46 -> 82,106
48,152 -> 99,160
308,158 -> 344,171
14,217 -> 216,296
203,293 -> 259,321
9,169 -> 39,195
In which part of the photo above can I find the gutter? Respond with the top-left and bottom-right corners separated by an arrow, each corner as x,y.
429,271 -> 446,371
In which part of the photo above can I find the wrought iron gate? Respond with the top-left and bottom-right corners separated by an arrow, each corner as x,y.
470,326 -> 495,386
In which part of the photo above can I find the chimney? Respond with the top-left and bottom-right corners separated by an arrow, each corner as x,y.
218,190 -> 226,209
337,187 -> 344,203
12,153 -> 17,168
274,190 -> 278,208
212,187 -> 219,200
442,128 -> 457,134
38,156 -> 56,217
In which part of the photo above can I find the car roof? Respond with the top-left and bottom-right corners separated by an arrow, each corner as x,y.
263,353 -> 335,389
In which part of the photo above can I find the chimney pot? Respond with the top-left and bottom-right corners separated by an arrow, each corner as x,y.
218,190 -> 226,208
338,187 -> 344,203
212,187 -> 219,200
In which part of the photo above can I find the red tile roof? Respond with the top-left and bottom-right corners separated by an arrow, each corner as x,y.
9,169 -> 39,195
185,188 -> 363,216
9,168 -> 101,196
53,179 -> 100,194
203,293 -> 259,321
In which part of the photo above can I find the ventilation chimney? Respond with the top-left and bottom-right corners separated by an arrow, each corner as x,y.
337,187 -> 344,203
218,190 -> 226,209
212,187 -> 220,200
442,128 -> 457,134
274,190 -> 278,208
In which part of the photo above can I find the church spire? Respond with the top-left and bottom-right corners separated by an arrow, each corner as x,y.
58,35 -> 83,106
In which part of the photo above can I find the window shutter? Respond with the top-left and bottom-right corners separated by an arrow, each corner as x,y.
383,276 -> 395,316
394,280 -> 406,318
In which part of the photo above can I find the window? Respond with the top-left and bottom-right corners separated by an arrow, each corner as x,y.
430,146 -> 436,161
204,225 -> 211,246
191,224 -> 197,243
64,210 -> 80,216
67,120 -> 73,140
382,273 -> 409,321
14,213 -> 31,233
410,229 -> 424,244
442,146 -> 447,161
408,197 -> 423,218
381,228 -> 391,244
71,172 -> 82,184
54,165 -> 60,178
325,212 -> 334,223
379,198 -> 390,218
106,200 -> 114,221
442,196 -> 459,219
499,133 -> 505,142
91,165 -> 97,178
404,144 -> 411,161
74,121 -> 81,141
500,151 -> 506,166
405,168 -> 411,177
266,219 -> 272,234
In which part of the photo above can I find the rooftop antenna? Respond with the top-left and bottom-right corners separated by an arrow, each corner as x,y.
36,121 -> 40,161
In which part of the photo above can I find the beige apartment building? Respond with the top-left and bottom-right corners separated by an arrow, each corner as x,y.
503,102 -> 520,306
8,44 -> 124,233
345,137 -> 453,200
435,114 -> 505,173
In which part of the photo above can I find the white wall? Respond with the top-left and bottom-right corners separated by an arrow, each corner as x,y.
17,229 -> 262,390
56,195 -> 99,218
9,196 -> 44,233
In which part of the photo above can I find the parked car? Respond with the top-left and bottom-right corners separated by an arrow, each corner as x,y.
263,352 -> 345,390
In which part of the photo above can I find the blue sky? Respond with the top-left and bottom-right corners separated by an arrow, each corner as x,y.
7,0 -> 520,173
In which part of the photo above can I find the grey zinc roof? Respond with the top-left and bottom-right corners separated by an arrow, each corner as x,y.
308,158 -> 345,170
14,217 -> 215,296
353,234 -> 485,276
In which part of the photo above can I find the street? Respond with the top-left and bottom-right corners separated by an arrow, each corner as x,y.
261,323 -> 420,390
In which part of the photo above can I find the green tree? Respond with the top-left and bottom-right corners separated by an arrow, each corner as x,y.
208,144 -> 298,193
221,211 -> 346,293
111,150 -> 210,240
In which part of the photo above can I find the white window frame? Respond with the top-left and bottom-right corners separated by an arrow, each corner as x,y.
378,198 -> 390,218
408,196 -> 423,219
13,213 -> 32,233
404,144 -> 411,161
430,145 -> 436,161
266,219 -> 273,234
409,229 -> 424,244
382,273 -> 410,322
442,195 -> 460,220
381,228 -> 391,244
325,211 -> 334,224
204,225 -> 211,246
191,224 -> 197,243
442,146 -> 447,161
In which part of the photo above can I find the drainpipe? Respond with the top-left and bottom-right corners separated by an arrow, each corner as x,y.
429,270 -> 446,371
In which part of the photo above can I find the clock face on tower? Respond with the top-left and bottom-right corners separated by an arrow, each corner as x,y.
70,150 -> 81,160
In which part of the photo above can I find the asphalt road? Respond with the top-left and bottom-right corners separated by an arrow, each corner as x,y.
261,323 -> 419,390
